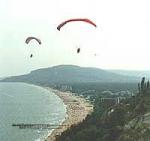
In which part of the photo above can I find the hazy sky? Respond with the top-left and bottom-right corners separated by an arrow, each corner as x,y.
0,0 -> 150,77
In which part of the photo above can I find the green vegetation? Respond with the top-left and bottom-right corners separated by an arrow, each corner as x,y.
56,78 -> 150,141
2,65 -> 139,84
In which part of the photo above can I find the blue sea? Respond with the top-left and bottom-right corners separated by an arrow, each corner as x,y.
0,82 -> 66,141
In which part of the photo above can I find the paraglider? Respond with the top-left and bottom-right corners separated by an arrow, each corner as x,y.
25,37 -> 41,58
30,54 -> 33,58
25,37 -> 41,45
57,18 -> 97,31
57,18 -> 97,54
77,48 -> 80,53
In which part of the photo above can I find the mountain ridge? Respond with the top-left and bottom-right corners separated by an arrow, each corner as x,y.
1,65 -> 139,85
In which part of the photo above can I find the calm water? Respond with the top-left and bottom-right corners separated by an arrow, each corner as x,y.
0,82 -> 66,141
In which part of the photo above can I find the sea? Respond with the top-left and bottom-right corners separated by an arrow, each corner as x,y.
0,82 -> 66,141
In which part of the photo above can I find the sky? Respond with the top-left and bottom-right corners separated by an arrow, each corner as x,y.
0,0 -> 150,77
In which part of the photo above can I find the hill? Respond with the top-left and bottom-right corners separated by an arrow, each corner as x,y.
2,65 -> 139,85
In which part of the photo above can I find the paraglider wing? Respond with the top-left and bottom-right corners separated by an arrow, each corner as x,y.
25,37 -> 41,45
57,18 -> 97,31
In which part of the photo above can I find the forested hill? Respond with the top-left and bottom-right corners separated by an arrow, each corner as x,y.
1,65 -> 139,84
3,65 -> 139,84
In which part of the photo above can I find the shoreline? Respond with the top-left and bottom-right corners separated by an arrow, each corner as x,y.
44,88 -> 93,141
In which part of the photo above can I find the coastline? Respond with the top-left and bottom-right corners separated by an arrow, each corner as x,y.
44,88 -> 93,141
0,82 -> 93,141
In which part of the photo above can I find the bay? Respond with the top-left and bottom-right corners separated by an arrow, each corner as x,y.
0,82 -> 66,141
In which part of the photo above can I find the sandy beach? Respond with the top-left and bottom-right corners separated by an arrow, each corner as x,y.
45,88 -> 93,141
